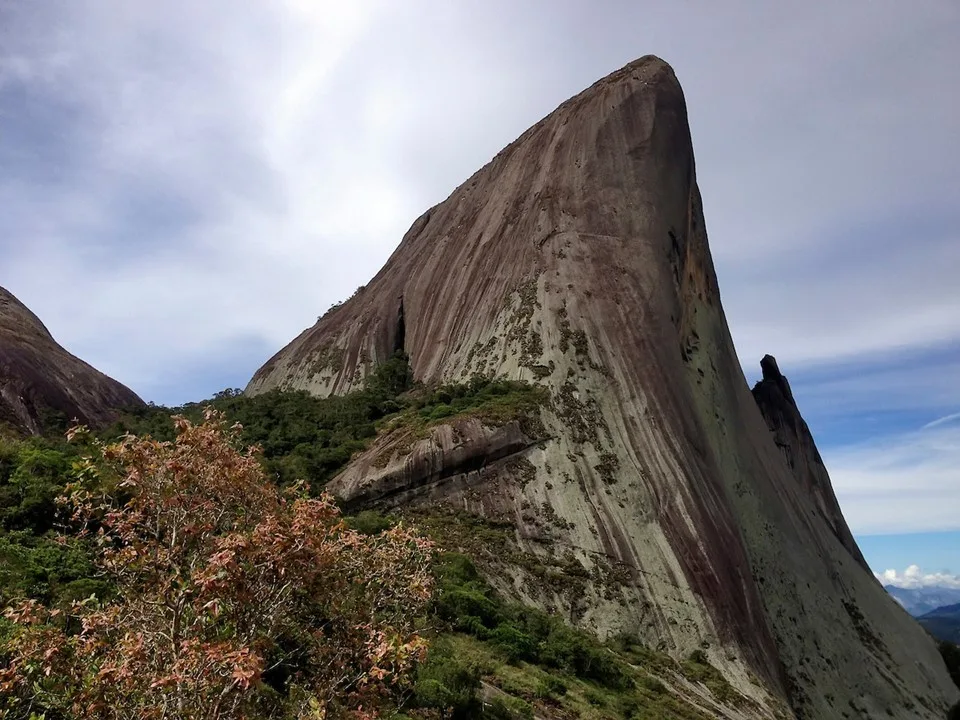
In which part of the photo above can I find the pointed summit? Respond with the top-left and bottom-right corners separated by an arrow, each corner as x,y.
249,53 -> 705,396
248,58 -> 958,719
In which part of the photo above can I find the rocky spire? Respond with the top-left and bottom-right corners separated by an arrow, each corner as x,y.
752,355 -> 870,571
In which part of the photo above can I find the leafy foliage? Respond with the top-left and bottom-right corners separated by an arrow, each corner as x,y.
413,552 -> 747,719
0,439 -> 72,534
0,412 -> 434,720
0,354 -> 734,719
347,510 -> 397,537
103,356 -> 546,495
0,436 -> 103,614
401,377 -> 546,434
433,553 -> 630,691
0,531 -> 101,606
104,353 -> 415,489
410,638 -> 483,718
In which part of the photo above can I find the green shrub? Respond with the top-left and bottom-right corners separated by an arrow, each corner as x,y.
429,404 -> 456,420
436,552 -> 484,587
55,578 -> 113,608
407,376 -> 546,432
0,444 -> 72,533
0,532 -> 99,605
413,638 -> 482,718
638,674 -> 665,694
583,687 -> 606,706
105,353 -> 416,489
458,614 -> 490,639
534,675 -> 567,699
537,622 -> 632,690
482,696 -> 533,719
432,553 -> 632,690
490,624 -> 537,663
437,588 -> 501,629
345,510 -> 394,535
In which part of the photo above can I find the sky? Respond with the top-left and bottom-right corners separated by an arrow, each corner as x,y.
1,2 -> 957,582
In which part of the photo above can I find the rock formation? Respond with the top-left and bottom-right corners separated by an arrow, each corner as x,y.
0,286 -> 143,434
248,56 -> 958,718
751,354 -> 869,571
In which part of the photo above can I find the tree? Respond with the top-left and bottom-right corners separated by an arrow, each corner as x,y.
0,410 -> 434,720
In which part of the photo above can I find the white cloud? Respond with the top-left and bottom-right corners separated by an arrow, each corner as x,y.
876,565 -> 960,590
726,238 -> 960,370
827,423 -> 960,535
774,360 -> 960,424
0,0 -> 957,455
922,412 -> 960,431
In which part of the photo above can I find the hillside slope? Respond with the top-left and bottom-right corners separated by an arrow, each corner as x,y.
248,56 -> 958,719
0,287 -> 143,434
886,585 -> 960,617
919,604 -> 960,644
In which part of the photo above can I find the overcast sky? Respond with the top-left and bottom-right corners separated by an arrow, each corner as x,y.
1,1 -> 957,576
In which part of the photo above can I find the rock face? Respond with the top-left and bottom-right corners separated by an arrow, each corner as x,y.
248,56 -> 958,719
750,354 -> 869,571
0,287 -> 143,434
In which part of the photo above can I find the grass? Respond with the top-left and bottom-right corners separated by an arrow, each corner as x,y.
392,550 -> 750,720
427,633 -> 731,720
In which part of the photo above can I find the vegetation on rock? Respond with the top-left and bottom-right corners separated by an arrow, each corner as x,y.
0,353 -> 779,719
382,375 -> 547,438
0,358 -> 582,719
0,411 -> 434,719
104,354 -> 546,489
347,515 -> 752,720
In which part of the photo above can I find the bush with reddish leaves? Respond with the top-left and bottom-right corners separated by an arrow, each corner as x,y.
0,410 -> 434,720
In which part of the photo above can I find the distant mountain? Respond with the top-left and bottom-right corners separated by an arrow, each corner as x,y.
918,603 -> 960,644
885,585 -> 960,617
0,286 -> 143,434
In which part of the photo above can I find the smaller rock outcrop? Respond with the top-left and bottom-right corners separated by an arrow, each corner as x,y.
751,354 -> 868,570
329,417 -> 539,510
0,286 -> 144,435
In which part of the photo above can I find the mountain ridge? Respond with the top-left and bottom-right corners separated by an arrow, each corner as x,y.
886,584 -> 960,617
247,55 -> 958,719
918,603 -> 960,644
0,286 -> 143,434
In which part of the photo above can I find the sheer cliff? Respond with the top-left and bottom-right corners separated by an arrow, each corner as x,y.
0,286 -> 143,434
751,354 -> 869,572
247,56 -> 958,719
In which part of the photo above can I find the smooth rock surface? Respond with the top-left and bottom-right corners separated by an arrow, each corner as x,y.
0,286 -> 143,434
249,56 -> 958,719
